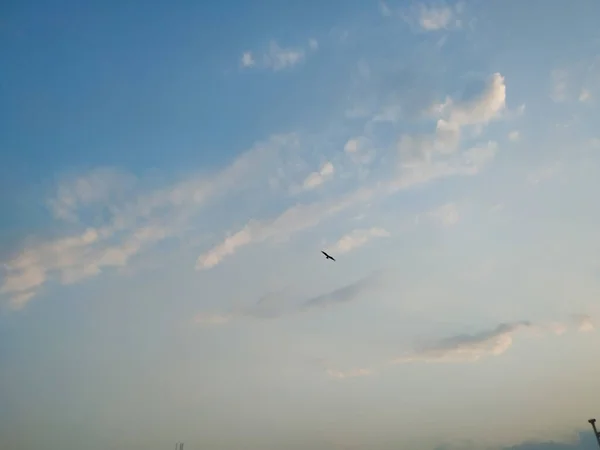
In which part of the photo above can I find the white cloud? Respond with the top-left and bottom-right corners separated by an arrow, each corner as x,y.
265,41 -> 305,70
0,224 -> 174,308
196,186 -> 376,270
1,134 -> 302,307
197,81 -> 507,271
344,139 -> 359,153
574,314 -> 594,333
433,73 -> 506,147
3,69 -> 511,308
428,203 -> 460,226
419,5 -> 454,31
302,162 -> 335,190
193,271 -> 385,323
391,140 -> 498,193
462,141 -> 499,167
320,316 -> 587,376
508,130 -> 520,142
391,321 -> 531,364
47,168 -> 136,223
241,51 -> 255,68
344,138 -> 375,166
331,227 -> 390,254
579,88 -> 591,102
243,40 -> 314,71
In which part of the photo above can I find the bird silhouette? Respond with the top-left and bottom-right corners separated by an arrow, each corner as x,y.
321,250 -> 336,261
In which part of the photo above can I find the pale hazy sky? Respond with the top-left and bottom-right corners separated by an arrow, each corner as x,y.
2,1 -> 600,449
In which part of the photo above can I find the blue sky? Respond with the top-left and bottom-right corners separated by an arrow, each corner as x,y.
2,1 -> 600,449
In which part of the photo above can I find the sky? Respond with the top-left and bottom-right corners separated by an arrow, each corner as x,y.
2,1 -> 600,449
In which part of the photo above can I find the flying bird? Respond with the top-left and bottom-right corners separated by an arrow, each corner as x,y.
321,250 -> 336,261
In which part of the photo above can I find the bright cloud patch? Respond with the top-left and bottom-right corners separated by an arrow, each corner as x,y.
331,228 -> 390,254
0,69 -> 514,307
392,321 -> 531,363
419,6 -> 454,31
241,51 -> 255,68
302,161 -> 335,190
241,39 -> 317,71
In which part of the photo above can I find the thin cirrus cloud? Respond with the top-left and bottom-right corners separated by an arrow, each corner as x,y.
392,321 -> 533,364
418,6 -> 456,31
302,161 -> 335,190
397,2 -> 465,32
508,130 -> 521,142
323,315 -> 595,380
198,73 -> 509,271
391,315 -> 595,365
573,314 -> 594,332
0,133 -> 303,308
194,270 -> 386,325
330,227 -> 390,254
2,70 -> 511,307
240,39 -> 318,71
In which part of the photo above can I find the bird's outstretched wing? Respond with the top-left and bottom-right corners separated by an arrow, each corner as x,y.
321,250 -> 336,261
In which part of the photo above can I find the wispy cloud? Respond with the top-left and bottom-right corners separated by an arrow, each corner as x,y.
330,228 -> 390,254
344,137 -> 375,166
427,203 -> 460,226
241,39 -> 318,71
195,186 -> 375,270
2,68 -> 513,308
197,71 -> 510,272
0,133 -> 302,308
579,88 -> 591,103
299,271 -> 384,312
390,73 -> 505,195
573,314 -> 594,332
194,271 -> 386,324
419,5 -> 455,31
47,167 -> 136,223
302,162 -> 335,191
240,51 -> 255,68
392,321 -> 532,364
432,73 -> 507,148
508,130 -> 520,142
400,2 -> 465,32
322,316 -> 595,380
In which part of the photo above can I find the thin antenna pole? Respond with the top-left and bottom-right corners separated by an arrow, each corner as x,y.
589,419 -> 600,449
